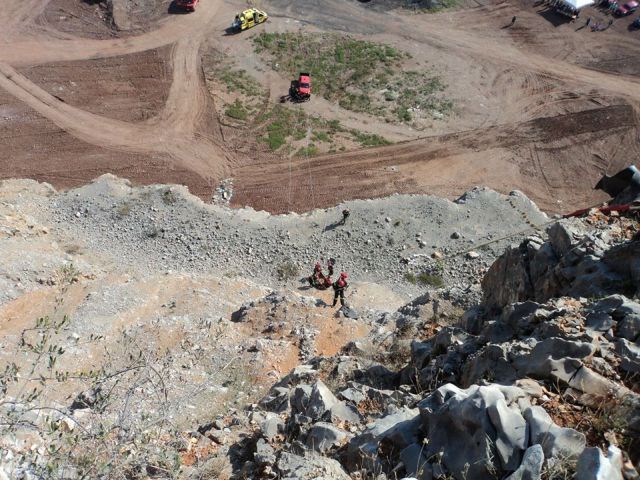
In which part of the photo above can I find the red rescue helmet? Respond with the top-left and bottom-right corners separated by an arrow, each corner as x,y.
340,272 -> 348,279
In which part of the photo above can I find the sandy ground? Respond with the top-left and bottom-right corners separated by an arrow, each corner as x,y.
0,0 -> 639,213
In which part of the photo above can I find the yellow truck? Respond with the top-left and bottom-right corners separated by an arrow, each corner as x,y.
231,8 -> 268,32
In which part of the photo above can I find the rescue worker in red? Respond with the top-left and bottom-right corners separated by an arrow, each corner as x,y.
332,272 -> 349,307
312,262 -> 324,285
309,262 -> 332,289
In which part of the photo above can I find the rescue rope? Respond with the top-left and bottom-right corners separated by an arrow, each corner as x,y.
434,200 -> 612,263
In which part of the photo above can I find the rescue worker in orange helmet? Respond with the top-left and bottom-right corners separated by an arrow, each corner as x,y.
332,272 -> 349,307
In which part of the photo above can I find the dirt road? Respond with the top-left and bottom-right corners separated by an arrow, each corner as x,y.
0,0 -> 639,212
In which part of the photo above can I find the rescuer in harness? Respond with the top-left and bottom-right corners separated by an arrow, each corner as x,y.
332,272 -> 349,307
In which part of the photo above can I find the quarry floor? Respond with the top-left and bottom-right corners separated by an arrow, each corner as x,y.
1,0 -> 640,214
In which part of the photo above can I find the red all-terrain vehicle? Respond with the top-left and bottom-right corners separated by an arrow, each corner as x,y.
176,0 -> 198,12
290,72 -> 311,102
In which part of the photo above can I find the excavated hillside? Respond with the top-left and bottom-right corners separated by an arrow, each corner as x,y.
0,175 -> 639,479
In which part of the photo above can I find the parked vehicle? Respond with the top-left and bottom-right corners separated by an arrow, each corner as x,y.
615,0 -> 638,15
176,0 -> 198,12
231,8 -> 268,32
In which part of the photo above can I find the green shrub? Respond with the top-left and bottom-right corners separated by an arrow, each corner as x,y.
295,144 -> 319,157
417,272 -> 444,288
225,99 -> 248,120
405,273 -> 417,284
252,32 -> 452,123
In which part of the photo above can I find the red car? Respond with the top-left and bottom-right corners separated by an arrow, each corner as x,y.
287,72 -> 311,102
298,73 -> 311,96
176,0 -> 198,12
615,0 -> 638,15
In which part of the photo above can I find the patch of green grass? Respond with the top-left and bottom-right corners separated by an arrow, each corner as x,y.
405,273 -> 417,284
396,106 -> 412,122
401,0 -> 460,14
390,72 -> 452,121
218,69 -> 263,97
224,99 -> 248,121
417,272 -> 444,288
262,105 -> 307,151
258,104 -> 390,154
253,32 -> 452,123
312,131 -> 330,143
266,123 -> 287,150
339,92 -> 374,113
349,130 -> 392,148
412,0 -> 459,13
295,144 -> 319,157
254,33 -> 405,105
326,119 -> 344,133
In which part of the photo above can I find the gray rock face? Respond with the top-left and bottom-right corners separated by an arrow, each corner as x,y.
399,443 -> 428,478
259,386 -> 291,413
481,220 -> 637,311
482,244 -> 533,312
260,414 -> 284,442
254,438 -> 276,466
616,338 -> 640,374
306,422 -> 348,453
523,406 -> 585,460
588,295 -> 640,342
516,338 -> 596,377
488,397 -> 529,470
306,381 -> 339,421
345,407 -> 420,472
276,452 -> 351,480
291,385 -> 314,414
418,384 -> 529,478
575,446 -> 624,480
617,309 -> 640,342
505,444 -> 544,480
414,384 -> 589,479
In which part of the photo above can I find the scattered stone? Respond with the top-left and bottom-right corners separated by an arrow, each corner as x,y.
306,422 -> 348,453
524,406 -> 585,460
254,438 -> 276,466
576,445 -> 624,480
276,452 -> 351,480
505,444 -> 544,480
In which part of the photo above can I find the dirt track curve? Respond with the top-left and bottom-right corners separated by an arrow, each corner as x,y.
0,0 -> 639,213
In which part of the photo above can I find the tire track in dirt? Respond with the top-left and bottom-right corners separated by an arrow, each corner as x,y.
232,105 -> 636,213
0,61 -> 227,179
0,0 -> 221,67
0,0 -> 230,182
155,37 -> 209,136
0,0 -> 638,212
0,0 -> 49,41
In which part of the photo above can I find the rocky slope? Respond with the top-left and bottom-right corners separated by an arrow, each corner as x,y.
0,176 -> 638,479
229,209 -> 640,480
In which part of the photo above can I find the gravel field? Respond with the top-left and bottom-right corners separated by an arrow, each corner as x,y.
45,175 -> 549,301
